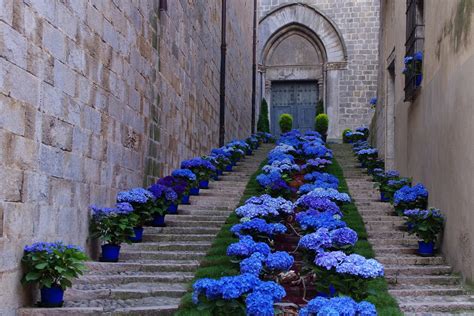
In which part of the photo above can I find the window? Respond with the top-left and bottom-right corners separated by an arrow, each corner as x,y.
404,0 -> 424,101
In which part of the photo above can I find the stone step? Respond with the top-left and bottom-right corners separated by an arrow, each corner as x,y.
390,286 -> 466,297
177,209 -> 232,216
397,295 -> 474,313
358,209 -> 394,216
76,272 -> 195,285
178,204 -> 232,211
86,260 -> 200,273
144,226 -> 221,235
384,265 -> 453,276
368,231 -> 418,239
369,238 -> 418,247
122,241 -> 212,252
142,233 -> 216,242
165,214 -> 229,222
364,221 -> 405,231
377,255 -> 445,265
164,219 -> 226,227
66,282 -> 188,300
120,250 -> 206,261
373,246 -> 417,255
362,215 -> 404,221
386,274 -> 461,286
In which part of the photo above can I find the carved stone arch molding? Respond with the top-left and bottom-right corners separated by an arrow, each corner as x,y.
258,2 -> 348,138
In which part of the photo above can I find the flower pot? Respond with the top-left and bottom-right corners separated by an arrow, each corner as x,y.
418,241 -> 434,256
167,203 -> 178,214
246,149 -> 253,155
40,285 -> 64,307
101,244 -> 121,262
151,214 -> 166,227
415,73 -> 423,87
380,191 -> 390,202
181,194 -> 190,204
225,164 -> 233,172
128,227 -> 144,243
190,187 -> 200,195
217,170 -> 223,176
199,180 -> 209,189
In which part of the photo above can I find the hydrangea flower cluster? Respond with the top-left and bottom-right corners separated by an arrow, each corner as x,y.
91,202 -> 134,218
393,183 -> 428,205
171,169 -> 197,182
299,181 -> 338,193
117,188 -> 155,204
315,252 -> 384,279
298,227 -> 358,252
24,241 -> 84,254
296,212 -> 346,231
240,251 -> 294,275
295,196 -> 341,216
404,208 -> 443,219
267,151 -> 296,164
299,296 -> 377,316
181,157 -> 217,179
303,172 -> 339,186
235,194 -> 294,219
262,159 -> 300,174
148,183 -> 178,203
230,218 -> 287,237
303,188 -> 351,204
356,148 -> 378,156
301,158 -> 332,172
226,235 -> 271,258
302,143 -> 333,159
156,176 -> 188,196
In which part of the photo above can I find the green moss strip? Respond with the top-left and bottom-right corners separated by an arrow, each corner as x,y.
327,155 -> 402,316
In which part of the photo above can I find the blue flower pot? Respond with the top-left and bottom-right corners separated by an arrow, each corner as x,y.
190,187 -> 200,195
199,180 -> 209,189
167,203 -> 178,214
181,194 -> 190,204
151,214 -> 166,227
246,149 -> 253,155
418,241 -> 434,256
128,227 -> 144,243
380,192 -> 390,202
40,286 -> 64,307
217,169 -> 223,176
225,164 -> 233,172
101,244 -> 121,262
415,73 -> 423,87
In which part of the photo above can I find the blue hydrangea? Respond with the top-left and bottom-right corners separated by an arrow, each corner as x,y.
303,172 -> 339,186
262,159 -> 300,174
296,212 -> 346,231
357,148 -> 378,156
264,251 -> 294,272
24,241 -> 84,254
246,293 -> 275,316
117,188 -> 155,204
302,188 -> 351,204
299,296 -> 376,316
235,194 -> 294,218
231,218 -> 287,237
298,229 -> 333,253
301,158 -> 332,171
404,208 -> 444,219
329,227 -> 358,248
226,235 -> 271,258
393,183 -> 429,205
299,181 -> 339,193
295,196 -> 341,215
314,252 -> 385,279
148,183 -> 178,202
91,203 -> 134,218
171,169 -> 197,181
181,157 -> 216,172
240,253 -> 264,275
314,251 -> 347,270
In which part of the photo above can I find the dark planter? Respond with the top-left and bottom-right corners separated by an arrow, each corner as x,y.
128,227 -> 144,243
199,180 -> 209,189
190,187 -> 200,195
225,164 -> 233,172
418,241 -> 434,256
380,191 -> 390,202
167,203 -> 178,214
40,286 -> 64,307
101,244 -> 121,262
246,149 -> 253,155
181,194 -> 190,204
151,214 -> 166,227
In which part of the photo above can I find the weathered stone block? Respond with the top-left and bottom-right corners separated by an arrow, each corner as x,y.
0,167 -> 23,202
41,115 -> 73,151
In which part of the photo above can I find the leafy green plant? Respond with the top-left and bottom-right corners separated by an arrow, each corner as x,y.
315,114 -> 329,135
257,99 -> 270,133
279,113 -> 293,133
90,205 -> 136,245
21,242 -> 88,290
404,209 -> 444,243
316,100 -> 324,116
342,129 -> 352,143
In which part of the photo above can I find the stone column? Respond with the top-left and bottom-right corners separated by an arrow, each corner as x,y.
325,62 -> 347,139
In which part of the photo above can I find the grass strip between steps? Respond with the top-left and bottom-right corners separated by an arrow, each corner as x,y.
175,158 -> 269,316
327,151 -> 402,316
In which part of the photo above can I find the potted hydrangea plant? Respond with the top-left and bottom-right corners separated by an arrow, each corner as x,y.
156,176 -> 188,214
21,242 -> 88,307
404,208 -> 444,256
393,183 -> 429,215
90,202 -> 135,262
181,157 -> 217,190
148,183 -> 178,227
172,169 -> 198,201
117,188 -> 156,243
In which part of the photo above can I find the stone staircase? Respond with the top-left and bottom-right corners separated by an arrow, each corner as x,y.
18,145 -> 271,316
333,144 -> 474,316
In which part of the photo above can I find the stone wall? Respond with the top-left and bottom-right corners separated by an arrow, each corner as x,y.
374,0 -> 474,280
0,0 -> 253,313
258,0 -> 379,135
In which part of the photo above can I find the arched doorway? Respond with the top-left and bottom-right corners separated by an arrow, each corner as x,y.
258,3 -> 347,137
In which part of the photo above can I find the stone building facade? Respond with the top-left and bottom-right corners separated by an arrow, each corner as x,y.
0,0 -> 253,313
257,0 -> 380,137
372,0 -> 474,280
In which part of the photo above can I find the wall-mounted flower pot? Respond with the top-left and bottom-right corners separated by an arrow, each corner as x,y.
101,244 -> 121,262
167,203 -> 178,214
199,180 -> 209,189
190,187 -> 200,195
181,194 -> 190,204
151,214 -> 166,227
418,241 -> 434,256
128,227 -> 144,243
40,285 -> 64,307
